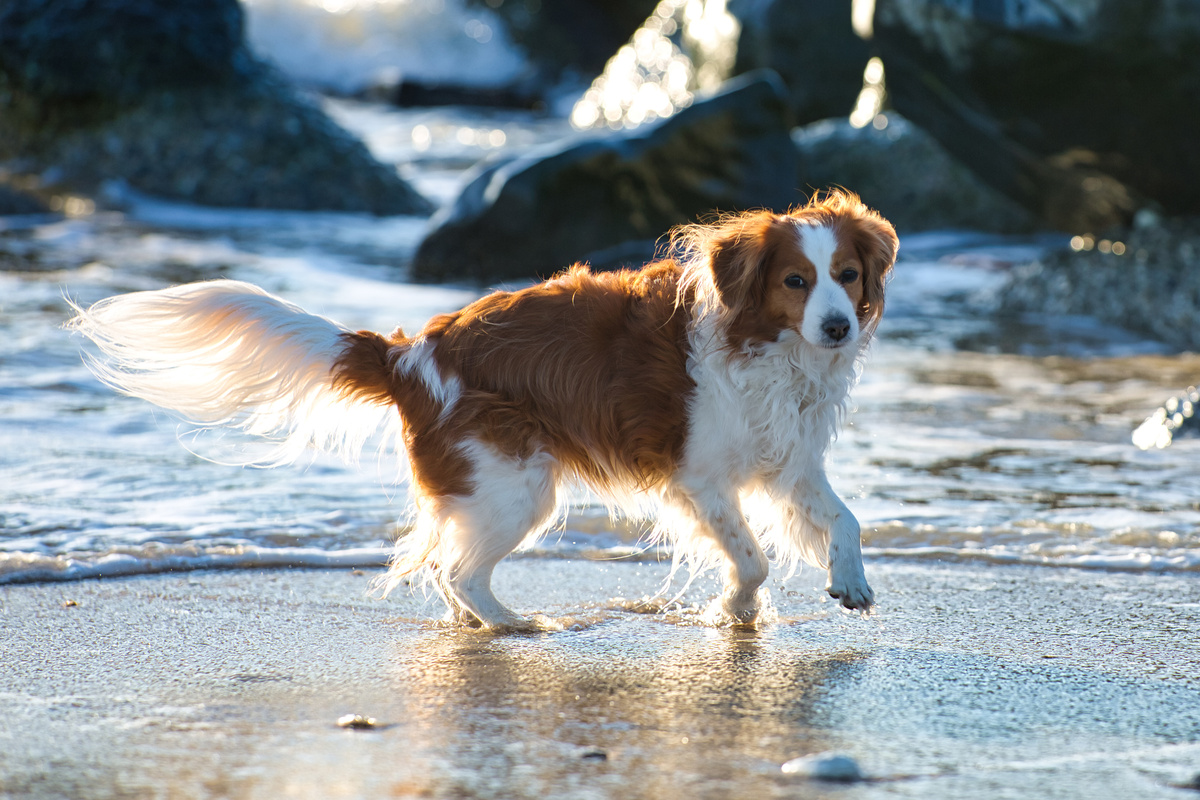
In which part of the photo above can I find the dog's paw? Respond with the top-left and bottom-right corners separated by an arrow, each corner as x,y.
826,573 -> 874,611
479,610 -> 541,633
442,604 -> 538,632
701,589 -> 767,626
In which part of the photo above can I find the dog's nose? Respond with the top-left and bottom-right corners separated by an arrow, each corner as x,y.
822,316 -> 851,342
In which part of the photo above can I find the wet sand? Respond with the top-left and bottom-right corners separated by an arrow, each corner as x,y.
2,560 -> 1198,799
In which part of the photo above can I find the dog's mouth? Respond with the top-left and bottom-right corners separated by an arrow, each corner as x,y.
803,333 -> 857,350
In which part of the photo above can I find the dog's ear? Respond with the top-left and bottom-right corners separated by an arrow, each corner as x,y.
845,203 -> 898,330
704,211 -> 778,316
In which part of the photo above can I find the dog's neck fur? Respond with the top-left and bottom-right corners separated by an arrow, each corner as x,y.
682,310 -> 863,486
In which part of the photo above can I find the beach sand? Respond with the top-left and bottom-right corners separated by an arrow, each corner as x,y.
2,559 -> 1198,799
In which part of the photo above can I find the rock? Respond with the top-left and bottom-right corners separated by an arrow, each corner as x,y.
0,0 -> 247,106
780,752 -> 865,782
729,0 -> 870,123
570,0 -> 866,131
0,182 -> 50,216
413,70 -> 797,283
793,114 -> 1038,234
872,0 -> 1200,232
998,216 -> 1200,352
371,80 -> 540,111
336,714 -> 380,729
0,0 -> 431,215
2,72 -> 434,214
470,0 -> 655,90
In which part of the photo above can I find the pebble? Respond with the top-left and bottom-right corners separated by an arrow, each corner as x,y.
337,714 -> 380,730
780,752 -> 865,782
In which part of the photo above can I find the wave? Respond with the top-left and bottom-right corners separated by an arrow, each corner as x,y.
0,543 -> 390,585
3,524 -> 1197,587
865,545 -> 1200,573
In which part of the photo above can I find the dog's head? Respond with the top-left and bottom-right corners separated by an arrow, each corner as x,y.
680,191 -> 898,352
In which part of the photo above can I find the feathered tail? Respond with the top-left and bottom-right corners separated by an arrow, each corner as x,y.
66,280 -> 401,467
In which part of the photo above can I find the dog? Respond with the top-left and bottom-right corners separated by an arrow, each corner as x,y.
69,190 -> 898,628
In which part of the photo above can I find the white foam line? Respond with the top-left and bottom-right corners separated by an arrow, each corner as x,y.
0,545 -> 391,585
865,546 -> 1200,572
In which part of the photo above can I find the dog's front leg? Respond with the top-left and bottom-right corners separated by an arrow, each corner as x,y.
801,473 -> 874,610
665,487 -> 770,623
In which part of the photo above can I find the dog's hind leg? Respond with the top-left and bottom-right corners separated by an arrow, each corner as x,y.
434,442 -> 558,629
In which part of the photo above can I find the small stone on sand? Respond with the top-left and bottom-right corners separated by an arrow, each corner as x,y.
1176,772 -> 1200,791
781,752 -> 864,782
336,714 -> 379,729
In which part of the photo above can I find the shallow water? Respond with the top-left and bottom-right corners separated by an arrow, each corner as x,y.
1,95 -> 1198,592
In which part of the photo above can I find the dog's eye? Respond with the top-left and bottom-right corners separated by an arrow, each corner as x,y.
839,268 -> 860,284
784,274 -> 806,289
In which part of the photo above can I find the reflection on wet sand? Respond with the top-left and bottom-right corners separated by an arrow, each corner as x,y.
390,623 -> 868,795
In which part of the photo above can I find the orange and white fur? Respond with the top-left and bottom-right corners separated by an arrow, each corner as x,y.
70,191 -> 898,628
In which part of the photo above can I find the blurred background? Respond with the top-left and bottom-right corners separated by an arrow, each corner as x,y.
2,0 -> 1199,269
2,0 -> 1199,323
0,0 -> 1197,586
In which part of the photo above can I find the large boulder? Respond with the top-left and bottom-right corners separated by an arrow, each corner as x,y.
0,0 -> 431,214
872,0 -> 1200,232
728,0 -> 870,124
0,0 -> 246,106
794,114 -> 1038,234
412,70 -> 797,283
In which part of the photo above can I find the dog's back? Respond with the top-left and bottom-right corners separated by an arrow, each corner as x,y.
365,261 -> 693,493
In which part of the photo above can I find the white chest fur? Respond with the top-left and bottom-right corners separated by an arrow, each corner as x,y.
682,322 -> 860,489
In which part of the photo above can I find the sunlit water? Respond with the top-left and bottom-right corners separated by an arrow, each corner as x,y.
241,0 -> 529,94
2,90 -> 1198,592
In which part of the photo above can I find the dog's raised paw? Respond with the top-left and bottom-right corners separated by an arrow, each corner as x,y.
826,576 -> 874,610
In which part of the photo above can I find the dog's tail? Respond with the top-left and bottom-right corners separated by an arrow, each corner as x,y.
67,279 -> 403,467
